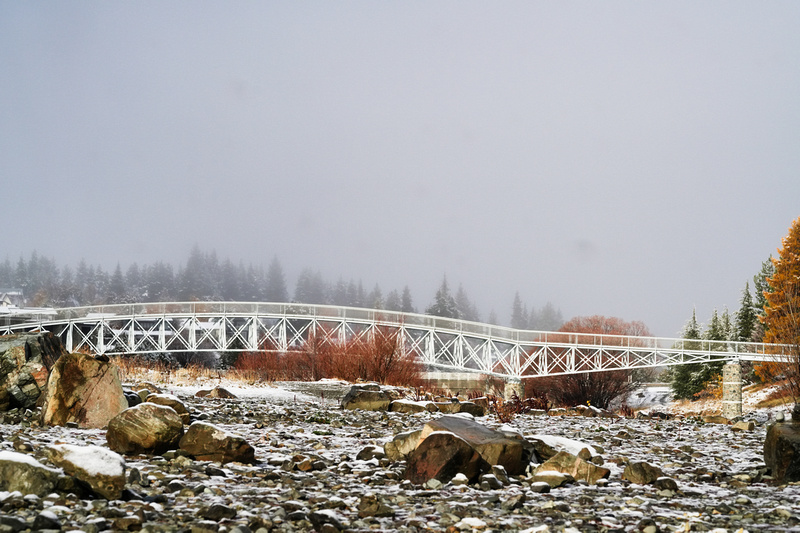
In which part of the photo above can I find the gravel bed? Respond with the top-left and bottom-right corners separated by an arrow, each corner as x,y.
1,383 -> 799,532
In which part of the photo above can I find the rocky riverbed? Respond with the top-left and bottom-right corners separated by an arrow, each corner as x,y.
1,380 -> 799,533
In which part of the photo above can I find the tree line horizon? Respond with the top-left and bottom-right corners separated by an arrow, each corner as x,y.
0,245 -> 564,331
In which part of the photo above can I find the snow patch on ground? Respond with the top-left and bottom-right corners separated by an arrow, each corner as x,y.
164,383 -> 317,403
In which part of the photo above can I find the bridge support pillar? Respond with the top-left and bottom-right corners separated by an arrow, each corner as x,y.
504,379 -> 524,401
722,362 -> 742,420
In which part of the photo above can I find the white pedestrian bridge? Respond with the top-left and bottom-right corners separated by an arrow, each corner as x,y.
0,302 -> 791,381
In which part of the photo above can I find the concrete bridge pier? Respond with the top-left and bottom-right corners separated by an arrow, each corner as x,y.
722,362 -> 743,420
504,379 -> 524,401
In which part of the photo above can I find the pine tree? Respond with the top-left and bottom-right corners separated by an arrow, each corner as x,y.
670,309 -> 704,400
510,292 -> 527,329
425,276 -> 459,319
384,289 -> 401,311
455,284 -> 479,322
109,263 -> 126,304
367,284 -> 384,309
125,263 -> 144,302
294,268 -> 328,304
537,302 -> 564,331
265,256 -> 289,302
735,281 -> 758,342
400,286 -> 415,313
754,256 -> 775,315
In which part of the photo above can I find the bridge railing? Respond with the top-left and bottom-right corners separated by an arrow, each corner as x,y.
4,301 -> 795,361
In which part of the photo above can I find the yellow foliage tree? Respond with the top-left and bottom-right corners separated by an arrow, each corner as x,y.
761,216 -> 800,405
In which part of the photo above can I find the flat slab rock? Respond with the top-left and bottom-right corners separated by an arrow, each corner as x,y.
179,421 -> 256,464
403,414 -> 535,484
420,415 -> 534,475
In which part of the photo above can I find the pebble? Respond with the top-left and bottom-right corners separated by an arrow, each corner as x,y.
0,381 -> 798,532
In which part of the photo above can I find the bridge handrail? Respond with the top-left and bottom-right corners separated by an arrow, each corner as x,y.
3,301 -> 795,358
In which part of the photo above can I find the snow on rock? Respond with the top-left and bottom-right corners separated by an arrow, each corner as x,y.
45,444 -> 126,499
0,450 -> 62,497
527,434 -> 598,457
2,379 -> 798,531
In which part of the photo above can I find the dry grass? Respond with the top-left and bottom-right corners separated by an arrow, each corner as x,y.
753,380 -> 796,409
112,357 -> 224,387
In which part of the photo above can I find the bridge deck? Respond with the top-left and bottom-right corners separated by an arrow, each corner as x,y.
1,302 -> 793,380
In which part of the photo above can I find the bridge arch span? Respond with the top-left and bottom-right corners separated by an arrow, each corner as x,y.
0,301 -> 791,381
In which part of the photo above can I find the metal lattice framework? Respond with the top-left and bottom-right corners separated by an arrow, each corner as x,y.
1,302 -> 793,381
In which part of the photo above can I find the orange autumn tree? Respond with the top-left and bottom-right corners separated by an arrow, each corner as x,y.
760,216 -> 800,405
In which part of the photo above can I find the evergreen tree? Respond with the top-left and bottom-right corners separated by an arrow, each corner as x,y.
0,258 -> 12,288
14,256 -> 28,297
384,289 -> 401,312
735,282 -> 758,342
367,284 -> 384,309
400,286 -> 415,313
147,261 -> 175,301
754,256 -> 775,315
331,277 -> 349,306
108,263 -> 126,304
294,269 -> 328,304
425,276 -> 459,319
536,302 -> 564,331
670,309 -> 704,400
125,263 -> 144,302
455,284 -> 480,322
179,245 -> 209,300
57,265 -> 78,307
265,256 -> 289,302
219,259 -> 243,301
510,292 -> 527,329
670,308 -> 726,400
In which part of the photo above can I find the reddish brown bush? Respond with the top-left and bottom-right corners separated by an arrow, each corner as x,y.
232,324 -> 422,386
524,316 -> 653,409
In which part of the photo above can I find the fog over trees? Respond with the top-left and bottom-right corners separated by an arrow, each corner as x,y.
0,247 -> 564,330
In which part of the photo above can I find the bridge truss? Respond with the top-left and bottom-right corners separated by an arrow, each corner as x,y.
1,302 -> 792,381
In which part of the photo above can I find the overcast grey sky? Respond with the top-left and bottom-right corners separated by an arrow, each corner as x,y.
2,2 -> 799,336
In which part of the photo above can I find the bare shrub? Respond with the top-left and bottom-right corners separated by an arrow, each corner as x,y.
230,323 -> 422,386
523,316 -> 652,409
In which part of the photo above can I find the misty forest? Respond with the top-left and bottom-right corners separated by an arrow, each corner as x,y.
0,246 -> 564,330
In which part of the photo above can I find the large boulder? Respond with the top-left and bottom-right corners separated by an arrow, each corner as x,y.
0,332 -> 65,411
45,444 -> 126,500
389,399 -> 437,414
420,415 -> 535,475
622,460 -> 665,485
402,415 -> 535,484
764,422 -> 800,484
195,386 -> 238,399
535,451 -> 610,485
341,384 -> 392,411
179,421 -> 256,464
0,450 -> 63,497
404,431 -> 490,485
40,352 -> 127,428
106,403 -> 184,455
384,429 -> 423,462
146,394 -> 191,424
